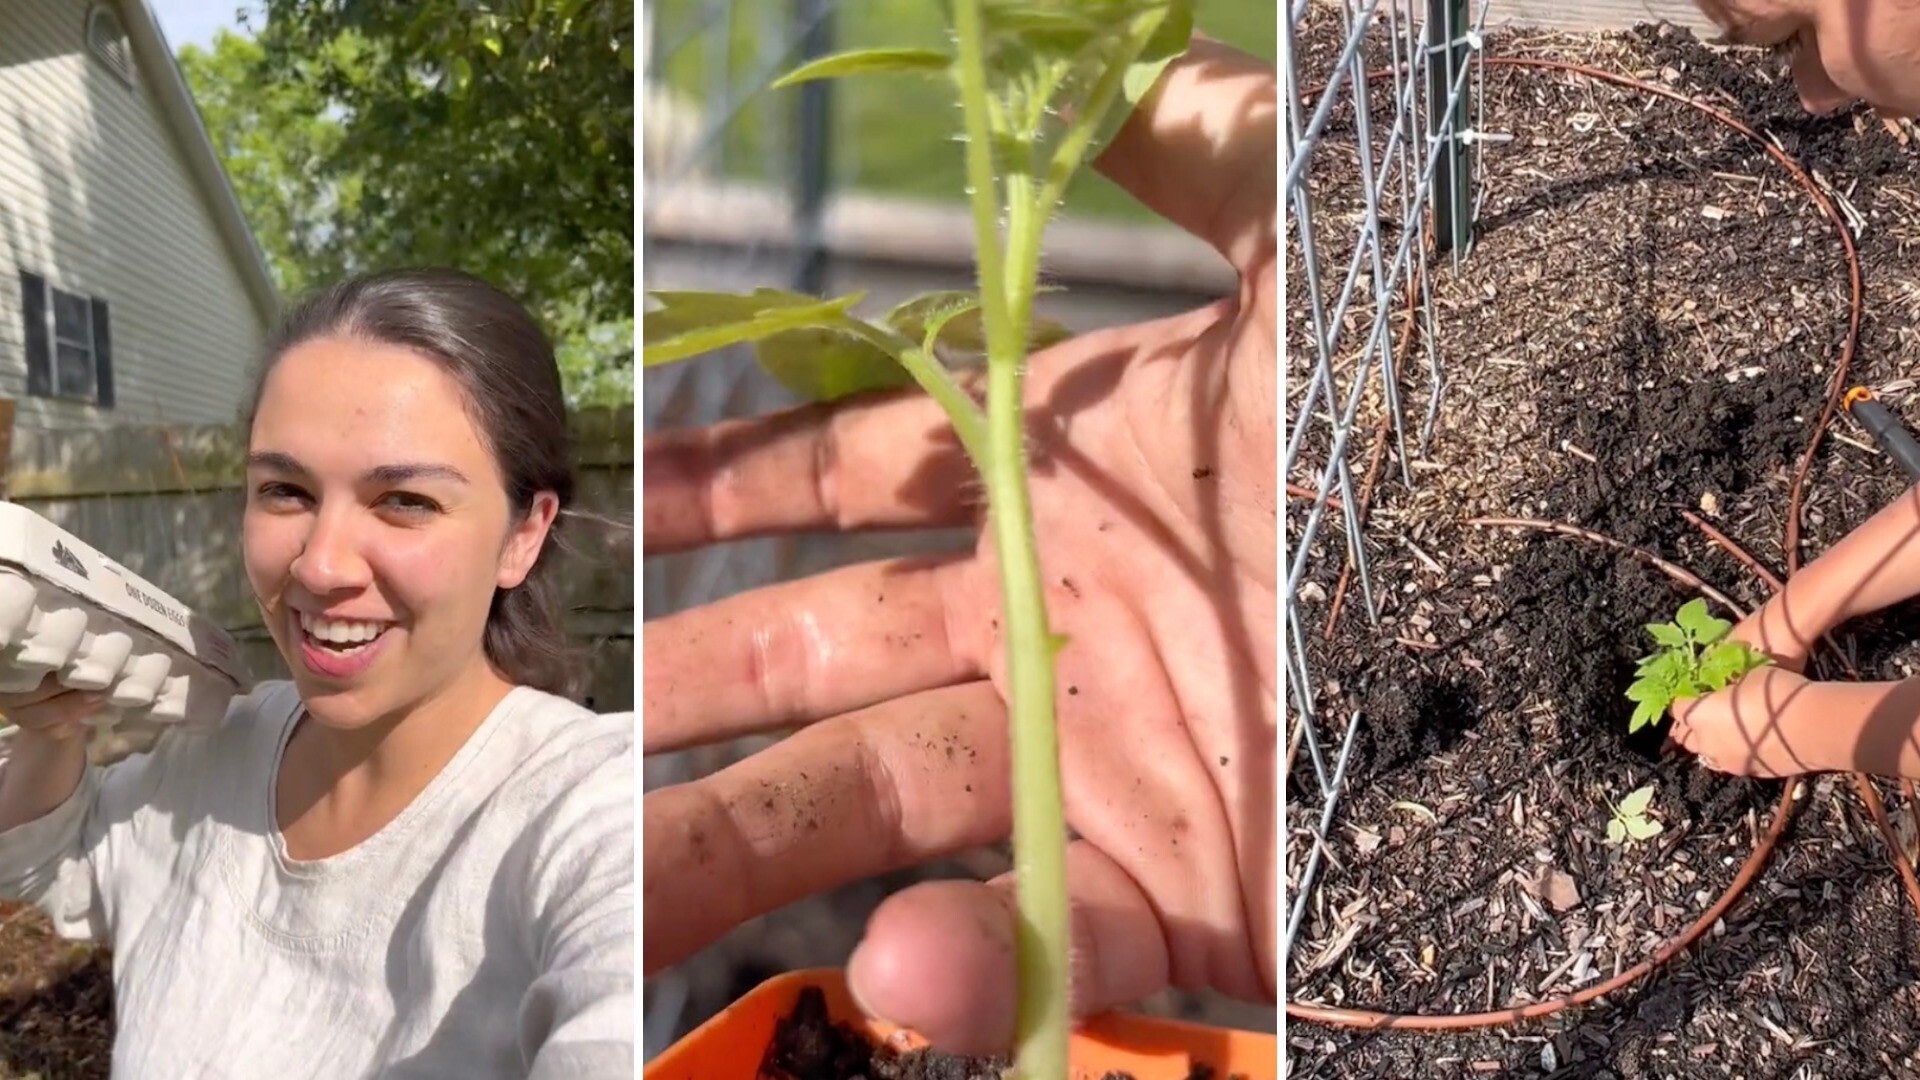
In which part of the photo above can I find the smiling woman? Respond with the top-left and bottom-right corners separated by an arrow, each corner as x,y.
0,269 -> 634,1078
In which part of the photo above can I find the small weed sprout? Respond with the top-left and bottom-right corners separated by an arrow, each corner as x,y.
1605,783 -> 1664,845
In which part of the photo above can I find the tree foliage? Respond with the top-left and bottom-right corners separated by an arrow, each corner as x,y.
180,0 -> 635,405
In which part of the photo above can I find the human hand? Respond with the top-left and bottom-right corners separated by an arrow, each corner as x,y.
641,35 -> 1275,1055
0,676 -> 102,744
1692,0 -> 1920,118
1670,666 -> 1841,778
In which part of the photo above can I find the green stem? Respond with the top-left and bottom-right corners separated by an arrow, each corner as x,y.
834,318 -> 988,465
1004,9 -> 1168,329
954,2 -> 1069,1079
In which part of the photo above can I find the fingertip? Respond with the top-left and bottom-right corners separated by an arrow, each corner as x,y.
847,881 -> 1018,1057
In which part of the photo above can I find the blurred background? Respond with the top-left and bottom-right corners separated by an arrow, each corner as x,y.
640,0 -> 1279,1060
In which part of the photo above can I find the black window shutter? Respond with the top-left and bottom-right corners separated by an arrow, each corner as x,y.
18,272 -> 49,398
90,297 -> 113,409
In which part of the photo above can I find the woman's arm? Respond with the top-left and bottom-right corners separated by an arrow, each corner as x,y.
1741,482 -> 1920,664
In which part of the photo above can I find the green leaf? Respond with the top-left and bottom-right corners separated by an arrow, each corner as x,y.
884,288 -> 1073,358
1674,598 -> 1731,644
1641,650 -> 1689,689
1606,817 -> 1626,844
642,289 -> 867,366
1618,784 -> 1656,817
771,47 -> 953,89
1120,0 -> 1194,107
1697,640 -> 1772,690
1624,815 -> 1664,840
1629,697 -> 1664,733
1624,677 -> 1664,704
1646,622 -> 1687,648
1073,0 -> 1196,165
752,325 -> 915,402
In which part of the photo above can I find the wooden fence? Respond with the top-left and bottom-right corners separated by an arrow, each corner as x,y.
0,404 -> 634,732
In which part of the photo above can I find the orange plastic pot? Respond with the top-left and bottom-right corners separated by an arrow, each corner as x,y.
646,967 -> 1276,1080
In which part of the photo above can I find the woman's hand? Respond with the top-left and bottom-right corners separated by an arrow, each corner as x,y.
1671,666 -> 1842,778
0,676 -> 101,834
0,676 -> 102,744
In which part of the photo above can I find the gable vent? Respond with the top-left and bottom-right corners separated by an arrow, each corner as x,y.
87,6 -> 135,87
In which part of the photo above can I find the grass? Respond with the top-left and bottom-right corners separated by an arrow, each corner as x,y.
646,0 -> 1275,222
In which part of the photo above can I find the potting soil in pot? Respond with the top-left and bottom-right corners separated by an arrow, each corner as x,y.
760,987 -> 1244,1080
1287,13 -> 1920,1080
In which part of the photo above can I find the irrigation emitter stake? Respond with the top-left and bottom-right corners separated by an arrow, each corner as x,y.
1843,386 -> 1920,482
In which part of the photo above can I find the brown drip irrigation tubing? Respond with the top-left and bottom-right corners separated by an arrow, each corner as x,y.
1284,54 -> 1868,1031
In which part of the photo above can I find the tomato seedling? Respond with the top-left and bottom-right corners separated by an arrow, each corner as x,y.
1625,598 -> 1772,732
641,5 -> 1194,1076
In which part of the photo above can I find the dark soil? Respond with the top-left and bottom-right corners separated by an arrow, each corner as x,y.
0,902 -> 112,1079
762,986 -> 1244,1080
1287,10 -> 1920,1080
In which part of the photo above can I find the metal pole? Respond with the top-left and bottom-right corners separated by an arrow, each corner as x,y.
791,0 -> 833,295
1425,0 -> 1473,257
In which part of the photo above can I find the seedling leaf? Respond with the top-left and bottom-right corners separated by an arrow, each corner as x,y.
884,289 -> 1073,358
771,48 -> 953,89
1646,622 -> 1687,648
1624,816 -> 1664,840
1606,818 -> 1625,844
1698,640 -> 1771,690
1626,599 -> 1773,732
642,289 -> 867,366
1618,784 -> 1656,817
753,325 -> 915,401
1674,598 -> 1731,644
1630,698 -> 1664,733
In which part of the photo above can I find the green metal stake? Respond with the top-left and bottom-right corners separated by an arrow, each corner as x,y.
1425,0 -> 1473,257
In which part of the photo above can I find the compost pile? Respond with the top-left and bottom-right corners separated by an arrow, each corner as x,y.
1286,13 -> 1920,1080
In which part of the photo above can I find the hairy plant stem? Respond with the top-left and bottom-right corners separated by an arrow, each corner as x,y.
833,317 -> 987,463
952,2 -> 1068,1077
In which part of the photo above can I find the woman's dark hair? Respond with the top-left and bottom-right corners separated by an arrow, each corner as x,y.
249,268 -> 583,700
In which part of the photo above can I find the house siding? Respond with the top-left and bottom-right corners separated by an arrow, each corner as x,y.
0,0 -> 266,430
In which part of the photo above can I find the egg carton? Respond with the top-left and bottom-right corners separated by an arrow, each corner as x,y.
0,501 -> 249,732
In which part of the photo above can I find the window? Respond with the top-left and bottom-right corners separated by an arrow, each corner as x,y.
17,272 -> 115,409
86,6 -> 135,87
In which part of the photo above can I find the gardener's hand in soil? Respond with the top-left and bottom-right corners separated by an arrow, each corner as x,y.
1673,669 -> 1920,780
1670,666 -> 1833,778
1693,0 -> 1920,117
641,35 -> 1275,1055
